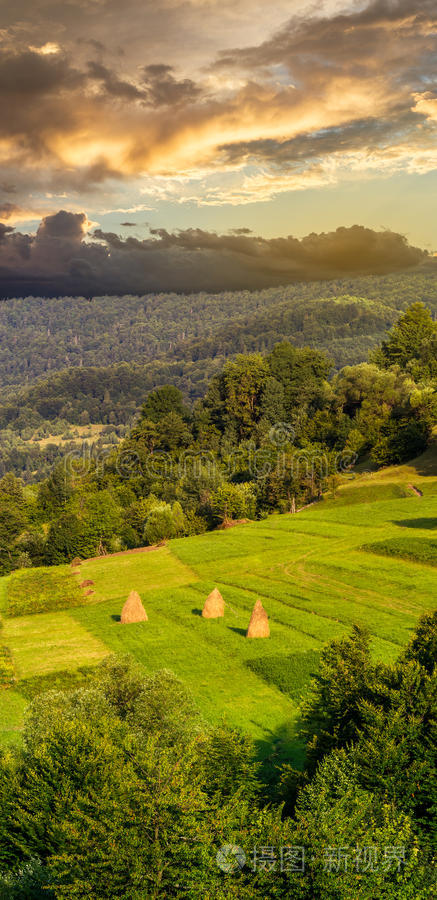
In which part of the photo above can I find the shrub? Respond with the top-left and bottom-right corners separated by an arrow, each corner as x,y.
183,509 -> 208,536
143,502 -> 187,544
210,481 -> 257,521
171,501 -> 185,537
16,531 -> 46,567
119,523 -> 140,549
144,504 -> 174,544
15,552 -> 32,569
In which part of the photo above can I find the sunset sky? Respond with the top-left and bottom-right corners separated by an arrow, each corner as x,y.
0,0 -> 436,295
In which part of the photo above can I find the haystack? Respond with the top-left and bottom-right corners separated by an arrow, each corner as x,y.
71,557 -> 82,567
202,587 -> 224,618
246,599 -> 270,638
121,590 -> 148,624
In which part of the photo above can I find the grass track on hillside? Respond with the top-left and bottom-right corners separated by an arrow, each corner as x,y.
5,567 -> 84,617
2,612 -> 108,679
1,456 -> 436,764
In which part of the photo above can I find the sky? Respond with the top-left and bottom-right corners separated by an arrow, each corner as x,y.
0,0 -> 436,295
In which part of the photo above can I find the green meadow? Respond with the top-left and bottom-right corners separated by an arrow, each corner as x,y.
1,452 -> 436,768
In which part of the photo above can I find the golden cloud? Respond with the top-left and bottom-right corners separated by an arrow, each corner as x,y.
413,92 -> 437,123
0,0 -> 435,211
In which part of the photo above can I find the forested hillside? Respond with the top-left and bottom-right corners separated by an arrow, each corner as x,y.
1,276 -> 436,481
1,303 -> 436,570
1,273 -> 436,391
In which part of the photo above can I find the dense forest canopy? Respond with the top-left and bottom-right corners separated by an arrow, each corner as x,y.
1,273 -> 436,392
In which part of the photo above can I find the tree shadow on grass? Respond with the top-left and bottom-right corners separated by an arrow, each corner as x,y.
254,721 -> 306,806
394,518 -> 437,530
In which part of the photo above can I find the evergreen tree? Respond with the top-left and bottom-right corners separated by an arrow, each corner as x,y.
376,302 -> 437,379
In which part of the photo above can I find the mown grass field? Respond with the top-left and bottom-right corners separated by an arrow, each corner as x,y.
1,448 -> 436,768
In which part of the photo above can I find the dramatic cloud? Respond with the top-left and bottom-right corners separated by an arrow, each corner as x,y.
0,0 -> 435,272
0,202 -> 20,220
0,48 -> 83,97
0,0 -> 435,209
142,65 -> 203,107
87,61 -> 144,101
0,210 -> 427,297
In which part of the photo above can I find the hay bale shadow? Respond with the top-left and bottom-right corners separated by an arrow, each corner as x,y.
111,614 -> 121,622
192,608 -> 203,616
228,626 -> 247,637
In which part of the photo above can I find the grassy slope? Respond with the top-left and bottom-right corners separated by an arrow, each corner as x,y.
0,446 -> 436,765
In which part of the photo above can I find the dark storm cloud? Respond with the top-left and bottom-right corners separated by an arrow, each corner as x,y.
0,49 -> 83,97
0,202 -> 21,220
0,224 -> 15,241
36,210 -> 88,241
80,39 -> 107,54
85,61 -> 203,106
0,211 -> 427,298
87,61 -> 145,100
142,65 -> 203,107
0,48 -> 85,161
216,0 -> 437,78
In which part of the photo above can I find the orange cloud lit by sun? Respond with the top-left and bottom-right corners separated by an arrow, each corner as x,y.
48,73 -> 396,184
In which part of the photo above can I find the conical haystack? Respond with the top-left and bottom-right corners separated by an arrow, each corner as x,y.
71,558 -> 82,567
246,599 -> 270,638
121,590 -> 148,624
202,587 -> 224,619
